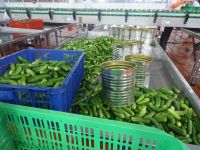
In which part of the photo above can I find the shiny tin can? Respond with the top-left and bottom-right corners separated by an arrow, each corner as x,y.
125,54 -> 152,87
129,27 -> 143,41
141,28 -> 155,44
109,26 -> 119,39
101,61 -> 136,107
112,40 -> 143,60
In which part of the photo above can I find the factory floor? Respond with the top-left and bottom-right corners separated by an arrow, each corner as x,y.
166,29 -> 200,98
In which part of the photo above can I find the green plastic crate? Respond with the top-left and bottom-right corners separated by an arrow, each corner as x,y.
0,102 -> 188,150
0,113 -> 16,150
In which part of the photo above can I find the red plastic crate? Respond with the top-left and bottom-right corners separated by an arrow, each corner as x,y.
9,19 -> 44,30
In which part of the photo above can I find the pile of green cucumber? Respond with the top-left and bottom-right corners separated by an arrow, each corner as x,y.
63,37 -> 200,144
72,84 -> 200,145
0,56 -> 72,88
63,36 -> 114,87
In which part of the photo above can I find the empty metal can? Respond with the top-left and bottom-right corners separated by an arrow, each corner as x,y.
112,40 -> 143,60
101,61 -> 136,107
109,26 -> 119,39
109,26 -> 126,40
125,54 -> 152,87
129,26 -> 143,41
141,28 -> 155,45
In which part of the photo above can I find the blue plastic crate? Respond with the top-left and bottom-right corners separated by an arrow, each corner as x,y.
0,49 -> 85,112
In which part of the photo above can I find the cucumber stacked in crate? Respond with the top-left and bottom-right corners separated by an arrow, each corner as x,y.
0,102 -> 189,150
0,49 -> 85,111
0,56 -> 72,87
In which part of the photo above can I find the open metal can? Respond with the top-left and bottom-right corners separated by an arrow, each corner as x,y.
125,54 -> 152,87
112,40 -> 143,60
101,61 -> 136,107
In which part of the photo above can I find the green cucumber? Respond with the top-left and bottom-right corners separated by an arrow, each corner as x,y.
167,113 -> 176,124
176,111 -> 186,116
28,59 -> 41,68
29,78 -> 48,86
136,95 -> 145,104
180,103 -> 188,110
193,117 -> 200,133
21,75 -> 26,85
131,102 -> 137,110
150,118 -> 159,128
9,64 -> 15,75
167,108 -> 181,120
186,108 -> 193,119
113,111 -> 125,119
155,115 -> 167,122
188,120 -> 193,135
148,102 -> 171,112
137,106 -> 147,118
158,92 -> 169,100
137,98 -> 150,105
172,101 -> 180,110
101,107 -> 111,119
39,69 -> 49,75
18,56 -> 29,63
9,74 -> 22,80
80,106 -> 88,114
0,79 -> 17,85
171,87 -> 180,94
144,111 -> 156,118
58,70 -> 67,76
121,107 -> 134,116
115,117 -> 124,121
111,108 -> 127,116
53,72 -> 59,78
163,123 -> 170,132
86,106 -> 93,117
48,77 -> 65,83
176,121 -> 182,127
28,75 -> 51,83
26,69 -> 36,77
39,64 -> 48,71
155,95 -> 161,107
159,88 -> 173,95
197,134 -> 200,143
118,108 -> 131,118
38,81 -> 54,87
10,63 -> 15,70
168,123 -> 187,136
53,82 -> 61,88
134,91 -> 143,98
98,108 -> 104,118
61,64 -> 71,72
54,61 -> 65,67
131,117 -> 150,124
177,136 -> 192,144
192,125 -> 199,144
72,99 -> 85,107
92,105 -> 98,117
13,66 -> 22,75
